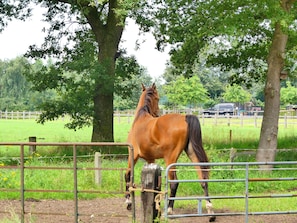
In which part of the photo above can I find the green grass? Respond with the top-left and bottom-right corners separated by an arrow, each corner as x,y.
0,153 -> 297,221
1,118 -> 296,152
1,154 -> 296,199
0,118 -> 297,220
0,119 -> 92,142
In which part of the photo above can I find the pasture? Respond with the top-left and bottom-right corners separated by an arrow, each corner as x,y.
1,116 -> 297,153
0,117 -> 297,222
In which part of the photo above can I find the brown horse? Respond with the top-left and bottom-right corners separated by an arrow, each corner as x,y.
125,83 -> 215,222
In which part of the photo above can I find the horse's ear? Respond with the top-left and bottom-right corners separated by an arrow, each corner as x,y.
141,83 -> 146,91
152,83 -> 156,90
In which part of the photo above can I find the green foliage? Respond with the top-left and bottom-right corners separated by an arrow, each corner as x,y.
0,1 -> 31,32
152,0 -> 297,86
223,84 -> 251,104
280,81 -> 297,105
0,55 -> 150,124
0,163 -> 18,189
0,0 -> 141,143
0,57 -> 56,111
114,56 -> 153,110
26,42 -> 147,130
163,75 -> 209,107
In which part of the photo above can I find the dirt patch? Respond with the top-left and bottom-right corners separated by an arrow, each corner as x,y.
0,198 -> 296,223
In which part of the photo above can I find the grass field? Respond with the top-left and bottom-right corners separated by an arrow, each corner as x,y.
0,117 -> 296,156
0,117 -> 297,221
1,117 -> 296,143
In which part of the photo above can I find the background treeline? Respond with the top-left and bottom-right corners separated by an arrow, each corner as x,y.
0,56 -> 154,112
0,57 -> 56,111
1,56 -> 297,112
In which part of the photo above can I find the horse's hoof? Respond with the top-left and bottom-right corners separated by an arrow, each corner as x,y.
127,203 -> 132,211
209,216 -> 216,222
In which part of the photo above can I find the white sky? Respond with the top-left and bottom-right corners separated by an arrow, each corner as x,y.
0,8 -> 169,79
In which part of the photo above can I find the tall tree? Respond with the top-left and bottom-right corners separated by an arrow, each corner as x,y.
163,75 -> 209,107
280,81 -> 297,105
223,84 -> 251,105
256,1 -> 296,167
1,1 -> 139,143
1,57 -> 30,110
151,0 -> 297,166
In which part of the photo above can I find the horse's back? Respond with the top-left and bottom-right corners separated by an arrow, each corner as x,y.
155,113 -> 188,132
133,114 -> 188,158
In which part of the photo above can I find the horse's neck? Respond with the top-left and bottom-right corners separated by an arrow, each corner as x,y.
134,95 -> 145,116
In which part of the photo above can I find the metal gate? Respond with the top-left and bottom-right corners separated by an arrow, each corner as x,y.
0,142 -> 136,223
165,161 -> 297,222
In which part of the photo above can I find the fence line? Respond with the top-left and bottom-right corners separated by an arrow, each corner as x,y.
0,111 -> 42,120
165,161 -> 297,223
0,142 -> 136,223
1,110 -> 297,128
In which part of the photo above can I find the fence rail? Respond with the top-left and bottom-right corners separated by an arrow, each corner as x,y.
0,111 -> 42,120
2,110 -> 297,128
0,142 -> 136,223
165,161 -> 297,223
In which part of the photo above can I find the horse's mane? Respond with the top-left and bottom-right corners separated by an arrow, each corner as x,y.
135,87 -> 159,119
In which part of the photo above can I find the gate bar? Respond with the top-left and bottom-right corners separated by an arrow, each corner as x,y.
165,161 -> 297,222
73,144 -> 78,223
0,142 -> 135,223
20,144 -> 25,223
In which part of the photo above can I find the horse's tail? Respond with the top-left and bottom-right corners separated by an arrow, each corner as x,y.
185,115 -> 209,177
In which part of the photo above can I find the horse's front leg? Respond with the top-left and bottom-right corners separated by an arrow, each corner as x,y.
168,170 -> 179,215
125,153 -> 139,211
125,170 -> 132,210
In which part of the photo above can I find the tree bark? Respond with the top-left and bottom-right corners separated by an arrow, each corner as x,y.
256,1 -> 291,169
82,0 -> 125,143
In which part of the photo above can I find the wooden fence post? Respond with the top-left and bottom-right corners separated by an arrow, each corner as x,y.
254,113 -> 257,127
141,163 -> 162,223
94,152 -> 102,185
29,136 -> 36,155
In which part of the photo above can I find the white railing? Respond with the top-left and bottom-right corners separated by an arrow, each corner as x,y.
0,111 -> 42,120
1,110 -> 297,128
114,111 -> 297,128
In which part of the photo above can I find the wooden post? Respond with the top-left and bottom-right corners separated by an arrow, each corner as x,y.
254,113 -> 257,127
141,163 -> 162,223
29,136 -> 36,155
240,113 -> 243,127
94,152 -> 102,185
127,112 -> 130,124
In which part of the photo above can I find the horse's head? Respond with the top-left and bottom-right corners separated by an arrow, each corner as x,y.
136,83 -> 160,117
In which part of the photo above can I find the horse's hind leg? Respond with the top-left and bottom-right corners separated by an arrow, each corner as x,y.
167,168 -> 178,215
202,179 -> 216,222
194,167 -> 216,222
185,145 -> 216,222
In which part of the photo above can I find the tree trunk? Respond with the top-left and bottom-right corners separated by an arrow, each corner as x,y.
82,0 -> 125,144
91,52 -> 116,143
256,21 -> 288,169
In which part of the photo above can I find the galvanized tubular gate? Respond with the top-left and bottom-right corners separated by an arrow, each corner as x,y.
165,161 -> 297,223
0,142 -> 135,223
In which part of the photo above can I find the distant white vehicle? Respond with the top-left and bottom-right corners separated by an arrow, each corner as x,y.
202,103 -> 236,116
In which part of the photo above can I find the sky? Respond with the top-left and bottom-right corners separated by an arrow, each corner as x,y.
0,7 -> 169,79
